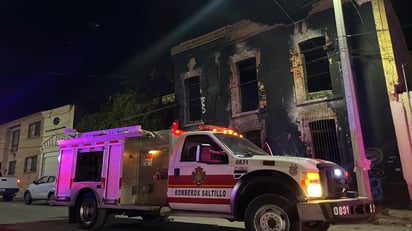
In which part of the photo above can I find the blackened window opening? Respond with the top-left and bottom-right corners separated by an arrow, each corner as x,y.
237,58 -> 259,112
185,76 -> 201,122
309,119 -> 340,164
299,37 -> 332,93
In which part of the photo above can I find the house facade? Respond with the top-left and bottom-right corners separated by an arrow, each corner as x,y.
0,104 -> 75,197
0,112 -> 43,197
171,0 -> 411,208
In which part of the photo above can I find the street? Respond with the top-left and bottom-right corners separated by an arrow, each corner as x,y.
0,200 -> 411,231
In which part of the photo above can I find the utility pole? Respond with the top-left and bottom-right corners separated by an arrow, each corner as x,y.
333,0 -> 372,198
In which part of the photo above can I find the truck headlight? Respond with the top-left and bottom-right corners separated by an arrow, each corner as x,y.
300,172 -> 322,198
334,168 -> 342,177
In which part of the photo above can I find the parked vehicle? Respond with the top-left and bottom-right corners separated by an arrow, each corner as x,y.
0,171 -> 20,201
24,175 -> 55,205
52,122 -> 375,231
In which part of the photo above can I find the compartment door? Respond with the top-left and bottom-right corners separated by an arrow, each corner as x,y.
55,149 -> 74,199
105,144 -> 123,202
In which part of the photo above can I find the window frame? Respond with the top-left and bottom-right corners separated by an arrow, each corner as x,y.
24,155 -> 38,173
10,129 -> 20,153
8,160 -> 17,176
184,75 -> 201,123
237,57 -> 259,112
28,121 -> 41,138
298,36 -> 332,99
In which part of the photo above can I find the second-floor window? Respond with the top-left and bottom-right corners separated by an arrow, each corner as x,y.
8,161 -> 16,176
237,57 -> 259,112
10,129 -> 20,153
24,155 -> 37,173
185,76 -> 201,122
28,121 -> 41,138
299,36 -> 332,98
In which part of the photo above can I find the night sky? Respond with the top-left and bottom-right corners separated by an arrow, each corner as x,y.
0,0 -> 411,123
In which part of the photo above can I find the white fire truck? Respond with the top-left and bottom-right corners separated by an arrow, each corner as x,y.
52,122 -> 374,231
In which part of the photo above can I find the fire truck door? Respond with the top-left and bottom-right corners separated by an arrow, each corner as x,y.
168,135 -> 237,213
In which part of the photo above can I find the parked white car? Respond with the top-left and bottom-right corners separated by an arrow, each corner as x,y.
24,175 -> 55,205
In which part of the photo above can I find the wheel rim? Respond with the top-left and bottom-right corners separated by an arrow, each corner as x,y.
254,204 -> 289,231
79,196 -> 97,225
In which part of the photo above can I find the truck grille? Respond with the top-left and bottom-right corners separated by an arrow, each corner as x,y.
317,163 -> 349,199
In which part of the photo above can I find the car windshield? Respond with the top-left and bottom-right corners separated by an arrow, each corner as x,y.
214,133 -> 268,156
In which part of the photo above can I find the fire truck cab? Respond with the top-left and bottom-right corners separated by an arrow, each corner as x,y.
53,123 -> 374,231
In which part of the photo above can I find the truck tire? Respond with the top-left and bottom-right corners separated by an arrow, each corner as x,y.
244,194 -> 300,231
76,192 -> 107,230
3,194 -> 14,202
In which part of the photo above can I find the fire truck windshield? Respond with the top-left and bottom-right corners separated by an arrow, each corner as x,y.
214,133 -> 268,156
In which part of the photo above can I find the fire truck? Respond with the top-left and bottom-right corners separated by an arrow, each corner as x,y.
52,122 -> 374,231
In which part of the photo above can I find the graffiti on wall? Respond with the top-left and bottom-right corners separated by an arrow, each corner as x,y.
365,147 -> 385,201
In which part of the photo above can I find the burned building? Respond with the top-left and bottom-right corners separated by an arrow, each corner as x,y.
171,0 -> 411,208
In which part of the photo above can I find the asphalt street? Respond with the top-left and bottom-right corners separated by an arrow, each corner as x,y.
0,200 -> 411,231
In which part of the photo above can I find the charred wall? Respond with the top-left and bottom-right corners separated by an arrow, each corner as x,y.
171,1 -> 406,204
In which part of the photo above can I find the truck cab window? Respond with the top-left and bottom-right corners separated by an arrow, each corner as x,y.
181,135 -> 227,164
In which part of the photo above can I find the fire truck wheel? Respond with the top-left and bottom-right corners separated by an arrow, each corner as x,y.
76,192 -> 107,230
244,194 -> 300,231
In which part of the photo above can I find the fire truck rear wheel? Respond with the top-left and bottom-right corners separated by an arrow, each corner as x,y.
76,192 -> 107,230
244,194 -> 300,231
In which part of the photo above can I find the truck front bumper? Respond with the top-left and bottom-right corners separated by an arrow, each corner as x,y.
297,197 -> 375,223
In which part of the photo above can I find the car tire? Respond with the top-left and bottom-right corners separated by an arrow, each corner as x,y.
47,192 -> 55,206
24,191 -> 32,205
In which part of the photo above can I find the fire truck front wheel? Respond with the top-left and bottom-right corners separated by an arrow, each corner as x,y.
76,192 -> 107,230
244,194 -> 300,231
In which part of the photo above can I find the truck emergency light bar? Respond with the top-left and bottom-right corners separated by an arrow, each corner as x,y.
198,124 -> 243,137
171,120 -> 243,137
79,125 -> 142,138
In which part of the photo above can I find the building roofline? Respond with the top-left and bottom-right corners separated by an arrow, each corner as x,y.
171,20 -> 281,56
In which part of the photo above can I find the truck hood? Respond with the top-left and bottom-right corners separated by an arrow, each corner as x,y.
244,155 -> 338,172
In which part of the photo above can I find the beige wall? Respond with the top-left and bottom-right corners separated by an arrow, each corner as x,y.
0,104 -> 75,198
0,112 -> 43,197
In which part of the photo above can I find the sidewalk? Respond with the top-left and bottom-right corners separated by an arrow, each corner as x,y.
371,207 -> 412,228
